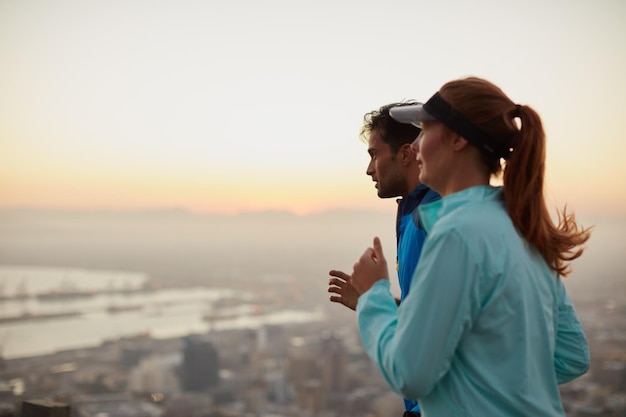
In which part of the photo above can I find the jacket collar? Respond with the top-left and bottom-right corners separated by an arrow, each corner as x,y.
397,184 -> 431,217
419,185 -> 503,232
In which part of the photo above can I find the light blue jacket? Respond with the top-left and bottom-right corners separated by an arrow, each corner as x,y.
357,186 -> 589,417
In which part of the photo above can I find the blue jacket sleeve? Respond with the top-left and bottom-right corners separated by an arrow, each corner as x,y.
554,279 -> 590,384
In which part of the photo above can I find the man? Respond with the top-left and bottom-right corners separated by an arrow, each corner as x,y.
327,101 -> 440,416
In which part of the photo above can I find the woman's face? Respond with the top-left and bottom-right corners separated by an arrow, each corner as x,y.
410,121 -> 454,195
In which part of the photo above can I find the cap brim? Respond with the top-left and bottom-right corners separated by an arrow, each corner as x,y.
389,104 -> 437,127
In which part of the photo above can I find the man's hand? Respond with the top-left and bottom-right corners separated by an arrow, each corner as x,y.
328,270 -> 360,311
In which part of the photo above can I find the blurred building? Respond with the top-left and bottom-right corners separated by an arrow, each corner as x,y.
594,360 -> 626,393
121,345 -> 153,370
286,332 -> 349,414
71,392 -> 162,417
179,335 -> 219,392
256,324 -> 286,359
128,354 -> 181,395
320,332 -> 347,395
161,392 -> 214,417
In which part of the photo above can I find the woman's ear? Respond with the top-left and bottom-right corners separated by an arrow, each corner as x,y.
449,132 -> 470,152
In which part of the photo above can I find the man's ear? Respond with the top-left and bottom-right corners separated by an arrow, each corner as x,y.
398,143 -> 416,165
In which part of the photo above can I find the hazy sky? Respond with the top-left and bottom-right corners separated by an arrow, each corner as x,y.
1,0 -> 625,215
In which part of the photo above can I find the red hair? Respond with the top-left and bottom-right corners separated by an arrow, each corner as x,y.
439,77 -> 590,276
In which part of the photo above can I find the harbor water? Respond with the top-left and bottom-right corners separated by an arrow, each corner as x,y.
0,266 -> 324,359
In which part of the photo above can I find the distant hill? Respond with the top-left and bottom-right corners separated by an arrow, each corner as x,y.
0,207 -> 397,287
1,208 -> 624,304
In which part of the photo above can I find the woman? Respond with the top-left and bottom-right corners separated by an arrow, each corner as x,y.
350,77 -> 591,417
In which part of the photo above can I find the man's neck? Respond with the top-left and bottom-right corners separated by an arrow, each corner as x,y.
402,181 -> 423,199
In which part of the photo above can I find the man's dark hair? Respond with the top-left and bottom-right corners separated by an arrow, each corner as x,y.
360,101 -> 422,153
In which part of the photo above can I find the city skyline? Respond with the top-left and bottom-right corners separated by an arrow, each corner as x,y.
2,0 -> 626,216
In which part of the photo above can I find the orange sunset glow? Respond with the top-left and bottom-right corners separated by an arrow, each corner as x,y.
1,0 -> 625,217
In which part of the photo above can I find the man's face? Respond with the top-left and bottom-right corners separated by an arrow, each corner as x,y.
366,130 -> 406,199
